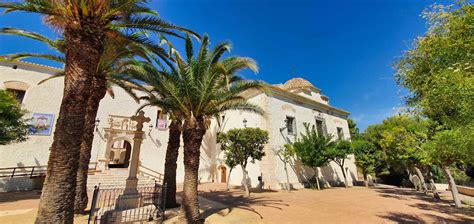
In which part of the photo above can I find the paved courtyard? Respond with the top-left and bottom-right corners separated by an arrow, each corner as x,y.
1,183 -> 473,223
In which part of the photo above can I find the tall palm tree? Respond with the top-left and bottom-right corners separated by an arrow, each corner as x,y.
0,1 -> 196,221
1,27 -> 171,213
132,35 -> 264,223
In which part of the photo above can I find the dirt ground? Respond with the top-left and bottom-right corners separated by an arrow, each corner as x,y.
1,184 -> 473,224
195,183 -> 474,224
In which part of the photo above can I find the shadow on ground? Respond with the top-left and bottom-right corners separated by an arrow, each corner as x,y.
378,212 -> 472,224
0,190 -> 41,203
198,188 -> 289,220
374,187 -> 474,222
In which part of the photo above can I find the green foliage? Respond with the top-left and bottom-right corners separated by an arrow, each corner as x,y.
364,115 -> 429,169
326,140 -> 352,163
422,125 -> 474,167
395,2 -> 474,128
352,138 -> 378,176
276,144 -> 296,164
218,128 -> 269,168
291,123 -> 333,169
135,35 -> 264,124
0,90 -> 29,145
347,118 -> 359,139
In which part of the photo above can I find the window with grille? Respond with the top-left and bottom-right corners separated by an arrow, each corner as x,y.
337,127 -> 344,140
286,116 -> 296,135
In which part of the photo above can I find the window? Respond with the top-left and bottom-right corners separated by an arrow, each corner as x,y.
286,116 -> 296,135
315,118 -> 326,137
155,110 -> 168,129
7,89 -> 26,103
337,127 -> 344,140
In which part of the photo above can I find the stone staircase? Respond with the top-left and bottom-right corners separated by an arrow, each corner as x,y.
87,168 -> 157,189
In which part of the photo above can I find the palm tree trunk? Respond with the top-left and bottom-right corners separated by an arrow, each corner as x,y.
36,28 -> 105,223
180,119 -> 206,224
163,119 -> 182,208
74,75 -> 107,214
443,166 -> 462,208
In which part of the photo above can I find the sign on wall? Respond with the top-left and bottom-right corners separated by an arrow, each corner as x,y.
30,113 -> 55,136
156,119 -> 167,131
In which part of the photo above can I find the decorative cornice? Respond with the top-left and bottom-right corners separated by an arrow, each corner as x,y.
242,84 -> 350,117
0,57 -> 63,73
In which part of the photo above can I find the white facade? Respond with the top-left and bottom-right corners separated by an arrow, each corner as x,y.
0,60 -> 357,189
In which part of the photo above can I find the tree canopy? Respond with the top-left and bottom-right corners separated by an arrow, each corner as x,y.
0,90 -> 29,145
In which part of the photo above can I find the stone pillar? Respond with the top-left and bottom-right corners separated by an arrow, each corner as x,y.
116,111 -> 150,210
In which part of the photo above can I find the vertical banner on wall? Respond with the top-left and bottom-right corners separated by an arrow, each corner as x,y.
156,119 -> 167,130
30,113 -> 55,135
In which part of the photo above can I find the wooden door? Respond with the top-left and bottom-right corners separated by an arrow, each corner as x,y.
220,166 -> 227,183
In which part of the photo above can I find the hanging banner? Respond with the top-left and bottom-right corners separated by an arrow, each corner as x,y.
156,119 -> 167,130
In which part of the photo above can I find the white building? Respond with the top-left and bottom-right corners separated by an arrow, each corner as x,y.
0,60 -> 358,190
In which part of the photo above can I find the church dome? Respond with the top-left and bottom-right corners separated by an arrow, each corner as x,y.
283,78 -> 316,90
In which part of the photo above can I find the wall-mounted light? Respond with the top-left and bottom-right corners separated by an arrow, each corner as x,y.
94,119 -> 100,132
279,119 -> 288,132
148,124 -> 154,134
243,118 -> 248,128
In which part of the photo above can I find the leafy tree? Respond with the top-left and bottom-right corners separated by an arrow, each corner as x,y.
291,123 -> 333,190
423,125 -> 474,207
347,118 -> 359,139
275,144 -> 296,192
394,2 -> 474,207
133,35 -> 264,223
0,1 -> 197,221
0,90 -> 29,145
218,128 -> 269,197
365,115 -> 430,191
223,148 -> 238,191
352,138 -> 378,187
325,140 -> 352,188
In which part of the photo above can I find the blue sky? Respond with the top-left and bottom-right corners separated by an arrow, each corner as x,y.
0,0 -> 450,130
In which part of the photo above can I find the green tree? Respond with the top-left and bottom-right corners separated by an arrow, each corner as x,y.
223,148 -> 238,191
218,128 -> 269,197
133,35 -> 264,223
275,144 -> 295,192
0,90 -> 29,145
291,123 -> 333,190
0,1 -> 197,221
394,2 -> 474,207
365,116 -> 429,190
352,138 -> 378,187
423,125 -> 474,207
347,118 -> 359,139
325,140 -> 352,188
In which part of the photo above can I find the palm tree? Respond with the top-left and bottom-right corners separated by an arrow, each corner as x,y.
0,27 -> 172,213
0,2 -> 197,221
132,35 -> 264,223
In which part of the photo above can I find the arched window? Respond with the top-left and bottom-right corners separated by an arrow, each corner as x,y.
3,81 -> 30,103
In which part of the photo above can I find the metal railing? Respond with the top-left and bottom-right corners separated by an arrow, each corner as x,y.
0,165 -> 47,178
88,182 -> 167,224
0,162 -> 101,179
138,165 -> 164,183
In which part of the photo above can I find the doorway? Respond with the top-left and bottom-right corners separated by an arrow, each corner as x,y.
108,140 -> 132,169
220,166 -> 227,183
